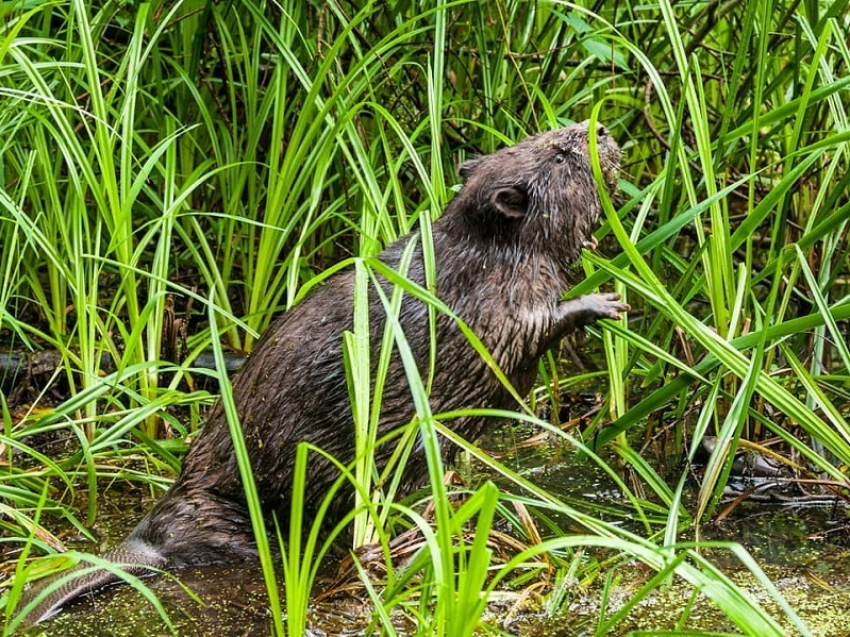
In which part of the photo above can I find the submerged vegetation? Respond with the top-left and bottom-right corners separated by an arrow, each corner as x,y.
1,0 -> 849,635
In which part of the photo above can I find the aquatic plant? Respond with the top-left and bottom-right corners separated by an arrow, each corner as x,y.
2,0 -> 848,635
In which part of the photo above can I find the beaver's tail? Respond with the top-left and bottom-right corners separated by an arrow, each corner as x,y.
15,538 -> 166,628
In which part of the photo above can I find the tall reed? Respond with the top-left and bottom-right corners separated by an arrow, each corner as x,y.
2,0 -> 848,634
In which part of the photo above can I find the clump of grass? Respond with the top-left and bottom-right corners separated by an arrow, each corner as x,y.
2,0 -> 849,635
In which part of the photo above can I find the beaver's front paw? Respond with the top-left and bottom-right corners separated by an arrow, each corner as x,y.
586,292 -> 630,321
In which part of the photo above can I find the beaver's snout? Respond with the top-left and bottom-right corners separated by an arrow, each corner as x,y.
577,120 -> 621,193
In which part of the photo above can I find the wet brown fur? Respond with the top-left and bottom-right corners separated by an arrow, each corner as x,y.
21,122 -> 626,625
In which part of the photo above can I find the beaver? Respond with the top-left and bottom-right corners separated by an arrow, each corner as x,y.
18,121 -> 628,626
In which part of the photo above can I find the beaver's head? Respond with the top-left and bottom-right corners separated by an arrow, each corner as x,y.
456,122 -> 621,270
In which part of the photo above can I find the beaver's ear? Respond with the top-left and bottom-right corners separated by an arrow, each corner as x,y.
459,156 -> 482,180
490,186 -> 527,219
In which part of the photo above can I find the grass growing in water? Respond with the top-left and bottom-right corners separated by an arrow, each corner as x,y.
1,0 -> 849,635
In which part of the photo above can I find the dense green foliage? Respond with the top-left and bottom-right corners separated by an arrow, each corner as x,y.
1,0 -> 848,634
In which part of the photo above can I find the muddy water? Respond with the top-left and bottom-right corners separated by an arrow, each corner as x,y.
26,565 -> 273,637
18,422 -> 850,637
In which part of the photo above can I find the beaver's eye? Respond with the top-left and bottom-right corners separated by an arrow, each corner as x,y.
553,153 -> 566,164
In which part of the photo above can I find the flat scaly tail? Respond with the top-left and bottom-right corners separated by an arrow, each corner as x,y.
15,539 -> 165,629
